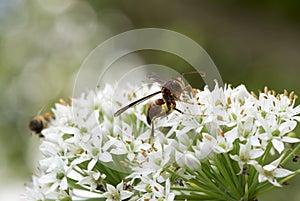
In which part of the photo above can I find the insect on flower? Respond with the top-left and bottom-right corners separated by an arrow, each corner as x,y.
29,112 -> 52,137
114,71 -> 205,137
28,98 -> 70,137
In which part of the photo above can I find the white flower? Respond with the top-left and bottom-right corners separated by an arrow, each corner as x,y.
24,176 -> 45,201
259,120 -> 300,153
230,140 -> 264,174
194,133 -> 215,160
212,128 -> 237,153
38,157 -> 71,193
175,151 -> 200,170
109,122 -> 148,162
134,177 -> 175,201
77,171 -> 106,191
102,181 -> 133,201
253,156 -> 294,187
26,81 -> 300,200
236,117 -> 258,141
129,140 -> 173,179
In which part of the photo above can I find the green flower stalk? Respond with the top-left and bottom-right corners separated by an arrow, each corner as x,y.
25,83 -> 300,201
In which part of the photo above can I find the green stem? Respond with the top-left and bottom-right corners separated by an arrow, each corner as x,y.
193,168 -> 235,200
248,164 -> 255,186
166,167 -> 231,200
244,173 -> 249,201
248,166 -> 259,194
171,187 -> 210,192
214,154 -> 241,199
249,143 -> 272,192
224,153 -> 242,193
259,142 -> 272,165
185,181 -> 227,200
94,162 -> 122,185
67,177 -> 88,190
201,161 -> 226,187
282,143 -> 300,164
175,193 -> 222,200
73,165 -> 86,176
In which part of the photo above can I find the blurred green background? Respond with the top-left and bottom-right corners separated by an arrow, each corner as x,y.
0,0 -> 299,200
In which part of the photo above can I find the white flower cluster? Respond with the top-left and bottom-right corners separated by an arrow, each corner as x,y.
25,83 -> 300,201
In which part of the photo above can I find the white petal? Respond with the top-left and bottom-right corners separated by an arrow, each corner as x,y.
71,156 -> 89,165
258,174 -> 267,183
292,105 -> 300,115
272,139 -> 284,154
279,121 -> 296,134
259,133 -> 270,141
38,173 -> 56,184
110,148 -> 127,155
82,134 -> 91,142
175,151 -> 184,167
273,168 -> 294,178
59,126 -> 77,134
250,136 -> 261,146
165,179 -> 171,194
73,189 -> 103,198
157,175 -> 165,183
263,164 -> 276,172
185,153 -> 200,169
92,172 -> 101,180
127,152 -> 135,161
198,134 -> 216,158
268,178 -> 281,187
103,138 -> 117,151
60,177 -> 68,190
225,127 -> 238,144
281,136 -> 300,143
88,159 -> 97,171
106,184 -> 116,193
248,160 -> 259,167
167,193 -> 175,201
46,182 -> 59,194
99,152 -> 113,163
116,181 -> 123,191
239,143 -> 248,154
134,183 -> 147,192
230,154 -> 240,162
249,149 -> 264,159
120,190 -> 134,199
270,156 -> 283,167
293,116 -> 300,122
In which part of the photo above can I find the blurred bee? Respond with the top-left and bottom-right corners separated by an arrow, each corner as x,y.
29,98 -> 70,137
29,112 -> 52,137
